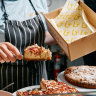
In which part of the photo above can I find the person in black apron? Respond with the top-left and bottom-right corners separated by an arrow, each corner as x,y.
83,0 -> 96,66
0,0 -> 48,92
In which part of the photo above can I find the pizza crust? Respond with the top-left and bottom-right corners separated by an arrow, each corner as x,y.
64,66 -> 96,89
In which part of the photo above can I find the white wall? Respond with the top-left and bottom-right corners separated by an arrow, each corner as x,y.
47,0 -> 84,12
47,0 -> 66,12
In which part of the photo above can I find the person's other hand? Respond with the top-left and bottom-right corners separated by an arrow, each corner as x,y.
0,42 -> 22,63
45,32 -> 56,45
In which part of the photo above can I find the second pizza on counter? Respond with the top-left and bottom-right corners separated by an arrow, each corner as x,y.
64,65 -> 96,89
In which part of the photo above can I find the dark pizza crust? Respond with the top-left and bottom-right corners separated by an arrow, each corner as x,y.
64,66 -> 96,89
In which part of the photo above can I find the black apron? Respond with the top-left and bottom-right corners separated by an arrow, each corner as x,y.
0,0 -> 47,92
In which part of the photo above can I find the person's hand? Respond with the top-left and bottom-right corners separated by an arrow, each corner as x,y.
45,32 -> 56,45
0,42 -> 22,63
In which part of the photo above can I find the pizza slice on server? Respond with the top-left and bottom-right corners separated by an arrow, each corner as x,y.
24,44 -> 52,61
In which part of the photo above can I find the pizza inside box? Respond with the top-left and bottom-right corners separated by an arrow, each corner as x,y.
44,0 -> 96,61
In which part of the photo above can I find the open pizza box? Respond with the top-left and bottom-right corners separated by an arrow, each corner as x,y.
44,0 -> 96,61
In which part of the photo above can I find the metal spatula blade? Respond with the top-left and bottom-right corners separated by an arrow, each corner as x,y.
42,61 -> 48,80
2,82 -> 14,91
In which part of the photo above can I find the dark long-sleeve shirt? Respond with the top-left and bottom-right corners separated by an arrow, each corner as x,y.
84,0 -> 96,12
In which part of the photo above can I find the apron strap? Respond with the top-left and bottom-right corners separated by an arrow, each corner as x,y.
28,0 -> 39,15
1,0 -> 8,21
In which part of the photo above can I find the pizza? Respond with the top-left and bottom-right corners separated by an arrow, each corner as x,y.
24,44 -> 52,61
17,88 -> 53,96
17,78 -> 79,96
40,78 -> 79,94
64,66 -> 96,88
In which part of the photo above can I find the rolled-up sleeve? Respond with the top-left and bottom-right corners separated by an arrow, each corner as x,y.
0,28 -> 5,42
42,0 -> 48,13
40,0 -> 48,31
0,13 -> 5,42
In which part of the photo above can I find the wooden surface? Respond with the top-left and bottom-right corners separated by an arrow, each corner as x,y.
79,1 -> 96,28
0,90 -> 13,96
